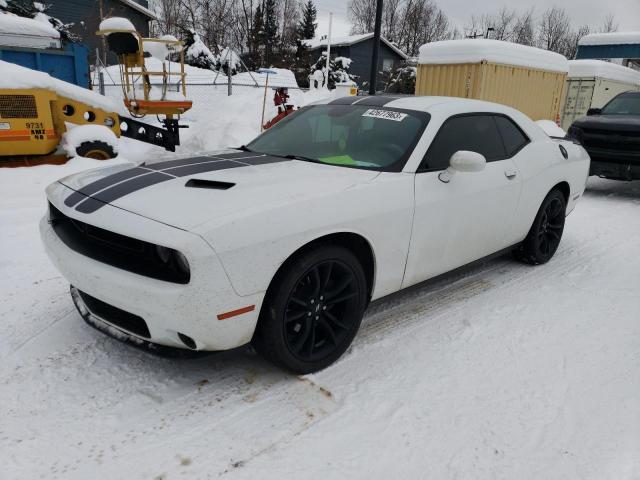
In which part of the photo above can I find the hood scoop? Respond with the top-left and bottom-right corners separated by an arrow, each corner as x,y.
185,179 -> 235,190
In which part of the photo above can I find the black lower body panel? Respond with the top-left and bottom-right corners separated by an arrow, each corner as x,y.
590,160 -> 640,181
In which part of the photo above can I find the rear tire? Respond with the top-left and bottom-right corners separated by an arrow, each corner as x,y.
75,141 -> 116,160
253,246 -> 368,374
515,188 -> 566,265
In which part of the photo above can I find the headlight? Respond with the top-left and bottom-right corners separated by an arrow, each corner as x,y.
155,245 -> 172,263
174,251 -> 189,275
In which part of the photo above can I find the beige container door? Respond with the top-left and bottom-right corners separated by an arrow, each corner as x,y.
561,78 -> 595,131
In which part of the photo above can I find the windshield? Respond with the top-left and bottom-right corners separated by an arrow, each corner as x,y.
247,104 -> 429,171
601,93 -> 640,115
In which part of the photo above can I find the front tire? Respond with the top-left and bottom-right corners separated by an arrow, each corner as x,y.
75,141 -> 117,160
515,188 -> 567,265
253,246 -> 368,374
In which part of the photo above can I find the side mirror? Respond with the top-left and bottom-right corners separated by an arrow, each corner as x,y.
438,151 -> 486,183
587,108 -> 602,116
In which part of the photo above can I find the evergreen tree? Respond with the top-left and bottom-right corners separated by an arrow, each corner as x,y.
297,0 -> 317,40
263,0 -> 279,65
247,4 -> 265,68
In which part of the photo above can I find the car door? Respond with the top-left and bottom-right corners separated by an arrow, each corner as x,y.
402,114 -> 524,289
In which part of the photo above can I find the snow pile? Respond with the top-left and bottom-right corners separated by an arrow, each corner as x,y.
419,39 -> 569,73
0,60 -> 124,114
102,59 -> 299,88
178,87 -> 334,152
578,31 -> 640,46
144,35 -> 181,61
98,16 -> 136,32
0,11 -> 59,37
568,60 -> 640,85
535,120 -> 566,137
61,125 -> 120,157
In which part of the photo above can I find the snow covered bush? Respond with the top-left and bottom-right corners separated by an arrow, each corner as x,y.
309,53 -> 356,89
181,28 -> 217,70
1,0 -> 79,42
386,64 -> 417,94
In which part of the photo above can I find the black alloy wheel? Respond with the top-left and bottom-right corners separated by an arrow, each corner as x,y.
515,188 -> 567,265
253,246 -> 367,374
284,259 -> 361,362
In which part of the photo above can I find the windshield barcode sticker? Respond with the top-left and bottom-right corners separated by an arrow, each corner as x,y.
362,109 -> 407,122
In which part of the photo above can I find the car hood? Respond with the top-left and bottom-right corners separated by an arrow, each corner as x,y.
572,115 -> 640,132
58,150 -> 380,230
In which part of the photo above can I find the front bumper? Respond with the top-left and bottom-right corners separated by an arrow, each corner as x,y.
590,159 -> 640,181
40,182 -> 265,351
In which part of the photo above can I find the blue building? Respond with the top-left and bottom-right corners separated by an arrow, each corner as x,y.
576,32 -> 640,70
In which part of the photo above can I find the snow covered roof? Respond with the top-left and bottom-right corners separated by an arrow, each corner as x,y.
303,33 -> 408,60
568,60 -> 640,85
0,60 -> 124,114
579,32 -> 640,46
118,0 -> 156,19
0,11 -> 60,38
418,39 -> 569,73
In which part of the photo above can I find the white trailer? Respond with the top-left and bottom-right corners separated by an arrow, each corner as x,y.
561,60 -> 640,130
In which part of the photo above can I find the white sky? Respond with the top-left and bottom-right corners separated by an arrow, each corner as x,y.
314,0 -> 640,39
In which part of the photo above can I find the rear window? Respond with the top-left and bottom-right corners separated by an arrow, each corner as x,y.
248,104 -> 429,171
494,116 -> 529,156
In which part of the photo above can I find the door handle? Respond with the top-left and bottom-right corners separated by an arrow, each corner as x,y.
504,169 -> 518,179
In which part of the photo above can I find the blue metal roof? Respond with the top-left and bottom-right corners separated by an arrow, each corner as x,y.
576,44 -> 640,60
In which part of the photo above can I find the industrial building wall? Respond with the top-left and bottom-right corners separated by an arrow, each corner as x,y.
416,62 -> 567,121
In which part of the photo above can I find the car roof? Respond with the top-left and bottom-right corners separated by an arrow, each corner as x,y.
314,95 -> 522,116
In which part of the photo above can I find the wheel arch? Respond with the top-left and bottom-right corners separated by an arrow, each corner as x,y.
552,181 -> 570,204
264,231 -> 377,306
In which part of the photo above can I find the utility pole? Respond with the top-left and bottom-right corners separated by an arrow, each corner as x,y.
99,0 -> 107,66
368,0 -> 383,95
325,12 -> 333,88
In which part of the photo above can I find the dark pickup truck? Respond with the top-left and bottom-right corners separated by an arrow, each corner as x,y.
566,91 -> 640,180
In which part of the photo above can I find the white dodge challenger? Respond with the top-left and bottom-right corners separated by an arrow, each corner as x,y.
41,96 -> 590,373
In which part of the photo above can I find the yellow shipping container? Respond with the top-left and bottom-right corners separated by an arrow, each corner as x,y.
416,40 -> 569,122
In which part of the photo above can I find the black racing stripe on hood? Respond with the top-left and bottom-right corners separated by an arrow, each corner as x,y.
355,96 -> 402,107
68,155 -> 290,214
163,160 -> 244,177
143,153 -> 268,171
329,96 -> 362,105
64,167 -> 150,207
75,172 -> 172,214
144,156 -> 222,170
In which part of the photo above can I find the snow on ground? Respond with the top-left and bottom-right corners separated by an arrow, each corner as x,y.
1,153 -> 639,479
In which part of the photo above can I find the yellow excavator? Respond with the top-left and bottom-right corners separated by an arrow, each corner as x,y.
0,19 -> 192,167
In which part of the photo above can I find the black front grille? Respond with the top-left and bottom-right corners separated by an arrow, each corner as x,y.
49,202 -> 190,284
0,94 -> 37,118
582,128 -> 640,153
78,290 -> 151,338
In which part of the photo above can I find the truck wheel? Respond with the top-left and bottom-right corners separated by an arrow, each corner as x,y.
75,141 -> 117,160
253,246 -> 368,374
515,189 -> 566,265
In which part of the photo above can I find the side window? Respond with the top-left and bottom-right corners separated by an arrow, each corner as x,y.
422,115 -> 507,171
494,116 -> 529,156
